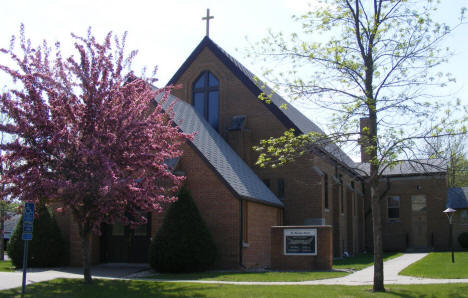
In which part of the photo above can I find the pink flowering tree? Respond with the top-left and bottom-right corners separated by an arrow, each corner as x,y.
0,26 -> 190,282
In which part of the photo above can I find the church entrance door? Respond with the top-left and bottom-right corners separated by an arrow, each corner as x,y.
101,216 -> 151,263
411,195 -> 427,248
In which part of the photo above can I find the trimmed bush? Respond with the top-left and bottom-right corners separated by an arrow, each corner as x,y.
7,204 -> 67,268
149,187 -> 217,273
458,232 -> 468,249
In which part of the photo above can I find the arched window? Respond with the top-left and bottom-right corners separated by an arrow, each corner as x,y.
193,71 -> 219,130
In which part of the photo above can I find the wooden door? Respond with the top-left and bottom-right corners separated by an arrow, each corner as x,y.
411,195 -> 427,248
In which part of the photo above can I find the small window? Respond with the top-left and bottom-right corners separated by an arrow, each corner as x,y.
133,224 -> 147,236
324,174 -> 329,209
387,196 -> 400,221
112,223 -> 125,236
460,210 -> 468,224
277,178 -> 285,198
263,179 -> 270,188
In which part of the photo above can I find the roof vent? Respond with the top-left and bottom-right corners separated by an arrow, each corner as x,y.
227,115 -> 247,131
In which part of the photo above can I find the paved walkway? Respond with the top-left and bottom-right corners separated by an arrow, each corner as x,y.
144,253 -> 468,285
1,253 -> 468,290
0,263 -> 149,290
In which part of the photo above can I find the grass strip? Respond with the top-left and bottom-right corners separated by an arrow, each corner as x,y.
399,251 -> 468,279
1,279 -> 468,298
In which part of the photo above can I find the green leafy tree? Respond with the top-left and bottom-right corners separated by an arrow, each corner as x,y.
251,0 -> 467,291
447,141 -> 468,188
426,135 -> 468,187
7,204 -> 67,268
149,187 -> 217,273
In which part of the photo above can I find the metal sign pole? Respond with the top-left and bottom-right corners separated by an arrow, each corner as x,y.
21,240 -> 28,297
21,202 -> 34,298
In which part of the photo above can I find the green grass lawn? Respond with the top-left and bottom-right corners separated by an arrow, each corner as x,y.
0,260 -> 15,272
146,270 -> 348,282
1,279 -> 468,298
400,251 -> 468,279
333,252 -> 403,271
144,252 -> 402,282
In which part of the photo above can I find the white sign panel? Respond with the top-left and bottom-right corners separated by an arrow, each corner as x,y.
284,229 -> 317,255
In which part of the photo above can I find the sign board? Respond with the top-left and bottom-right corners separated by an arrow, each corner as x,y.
22,202 -> 34,241
284,229 -> 317,255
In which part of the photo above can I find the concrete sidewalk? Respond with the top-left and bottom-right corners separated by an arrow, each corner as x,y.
144,253 -> 468,285
0,263 -> 149,290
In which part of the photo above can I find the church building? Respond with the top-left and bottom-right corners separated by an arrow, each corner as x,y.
56,32 -> 452,269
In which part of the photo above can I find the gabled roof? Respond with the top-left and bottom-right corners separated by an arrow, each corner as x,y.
168,37 -> 357,173
156,93 -> 283,208
356,159 -> 446,177
447,187 -> 468,209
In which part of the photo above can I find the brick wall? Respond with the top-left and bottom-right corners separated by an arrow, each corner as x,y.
152,143 -> 242,269
242,201 -> 281,268
365,174 -> 449,251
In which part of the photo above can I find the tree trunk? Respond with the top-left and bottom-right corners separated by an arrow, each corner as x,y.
79,231 -> 92,283
370,179 -> 385,292
0,210 -> 4,261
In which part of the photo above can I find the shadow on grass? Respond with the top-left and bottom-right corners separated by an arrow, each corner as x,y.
2,280 -> 468,298
0,279 -> 211,298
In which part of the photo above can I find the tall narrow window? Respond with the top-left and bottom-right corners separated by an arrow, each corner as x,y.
339,175 -> 344,214
351,181 -> 356,216
387,196 -> 400,221
193,71 -> 219,130
324,174 -> 329,210
277,178 -> 285,198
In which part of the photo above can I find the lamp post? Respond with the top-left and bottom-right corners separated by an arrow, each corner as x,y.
443,208 -> 456,263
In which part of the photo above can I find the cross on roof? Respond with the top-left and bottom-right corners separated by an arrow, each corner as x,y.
202,9 -> 214,37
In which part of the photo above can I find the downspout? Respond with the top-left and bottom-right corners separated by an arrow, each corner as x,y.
239,199 -> 246,269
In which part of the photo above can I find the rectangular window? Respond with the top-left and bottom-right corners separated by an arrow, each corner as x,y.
339,175 -> 344,214
133,224 -> 147,236
242,201 -> 248,243
278,178 -> 285,198
387,196 -> 400,221
324,174 -> 329,210
461,210 -> 468,224
112,223 -> 125,236
263,179 -> 270,188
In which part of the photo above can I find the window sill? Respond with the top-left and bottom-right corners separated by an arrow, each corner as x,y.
325,208 -> 329,212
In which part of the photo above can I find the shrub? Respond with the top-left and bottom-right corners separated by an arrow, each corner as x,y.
149,187 -> 217,273
7,204 -> 67,268
458,232 -> 468,249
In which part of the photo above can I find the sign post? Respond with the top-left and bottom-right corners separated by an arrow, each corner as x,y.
21,202 -> 34,297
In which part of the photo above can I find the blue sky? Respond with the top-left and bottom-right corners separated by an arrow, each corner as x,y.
1,0 -> 467,154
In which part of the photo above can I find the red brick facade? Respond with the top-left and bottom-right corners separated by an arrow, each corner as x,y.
364,175 -> 449,252
58,38 -> 453,269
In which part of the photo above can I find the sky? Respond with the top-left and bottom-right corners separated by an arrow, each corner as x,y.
1,0 -> 467,156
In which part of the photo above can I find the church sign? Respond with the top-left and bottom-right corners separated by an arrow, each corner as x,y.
284,229 -> 317,255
